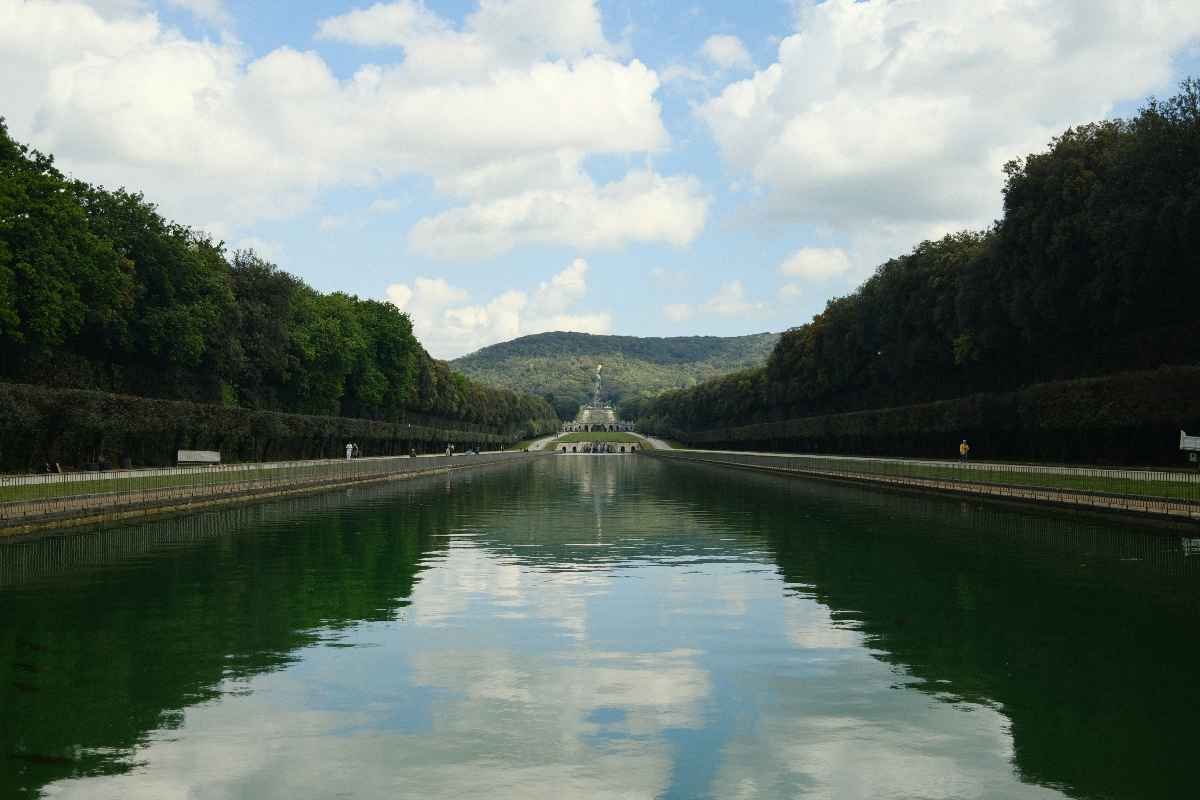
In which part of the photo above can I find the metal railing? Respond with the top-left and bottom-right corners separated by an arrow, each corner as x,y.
1,451 -> 546,530
648,449 -> 1200,520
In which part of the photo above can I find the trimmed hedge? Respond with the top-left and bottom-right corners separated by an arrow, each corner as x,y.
652,367 -> 1200,466
0,382 -> 547,471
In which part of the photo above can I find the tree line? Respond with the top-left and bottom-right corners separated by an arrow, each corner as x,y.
0,119 -> 557,438
639,79 -> 1200,451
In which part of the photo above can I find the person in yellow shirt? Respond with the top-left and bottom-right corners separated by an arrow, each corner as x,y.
959,439 -> 970,461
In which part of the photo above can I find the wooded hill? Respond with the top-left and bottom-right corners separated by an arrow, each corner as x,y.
0,118 -> 558,463
638,79 -> 1200,465
450,331 -> 780,420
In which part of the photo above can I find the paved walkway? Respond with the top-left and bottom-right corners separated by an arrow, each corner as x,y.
2,451 -> 462,488
526,434 -> 561,452
634,433 -> 674,450
1,452 -> 546,535
666,447 -> 1200,484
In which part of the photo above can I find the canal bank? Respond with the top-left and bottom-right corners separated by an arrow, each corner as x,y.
645,448 -> 1200,526
0,451 -> 551,537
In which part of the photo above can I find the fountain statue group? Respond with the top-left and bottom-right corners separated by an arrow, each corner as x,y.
560,364 -> 635,433
592,365 -> 603,408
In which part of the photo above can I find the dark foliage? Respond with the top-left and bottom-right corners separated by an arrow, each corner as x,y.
662,367 -> 1200,466
639,80 -> 1200,464
0,382 -> 523,470
0,120 -> 557,446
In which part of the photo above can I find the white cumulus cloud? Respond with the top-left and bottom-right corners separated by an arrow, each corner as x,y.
0,0 -> 701,257
410,169 -> 709,260
778,247 -> 852,281
700,280 -> 766,317
700,34 -> 751,71
702,0 -> 1200,269
166,0 -> 231,29
385,259 -> 611,358
316,0 -> 615,81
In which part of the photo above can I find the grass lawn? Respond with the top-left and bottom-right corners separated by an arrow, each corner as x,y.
901,462 -> 1199,500
0,464 -> 338,503
746,457 -> 1200,502
558,432 -> 641,444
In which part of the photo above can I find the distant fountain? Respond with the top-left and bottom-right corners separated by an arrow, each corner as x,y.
558,362 -> 636,438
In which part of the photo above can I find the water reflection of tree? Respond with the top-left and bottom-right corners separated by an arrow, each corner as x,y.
659,462 -> 1200,800
0,470 -> 529,797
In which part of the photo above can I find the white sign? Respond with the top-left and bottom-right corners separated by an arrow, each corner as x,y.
177,450 -> 221,464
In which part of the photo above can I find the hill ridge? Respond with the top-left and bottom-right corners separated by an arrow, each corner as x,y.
451,331 -> 780,420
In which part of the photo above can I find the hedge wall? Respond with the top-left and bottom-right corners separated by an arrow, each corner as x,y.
655,367 -> 1200,466
0,382 -> 540,471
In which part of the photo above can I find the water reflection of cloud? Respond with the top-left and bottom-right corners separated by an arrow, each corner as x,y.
410,543 -> 608,641
708,654 -> 1060,800
410,646 -> 711,734
44,644 -> 711,799
782,600 -> 863,651
40,682 -> 676,800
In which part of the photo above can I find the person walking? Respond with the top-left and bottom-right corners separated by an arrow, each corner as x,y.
959,439 -> 970,462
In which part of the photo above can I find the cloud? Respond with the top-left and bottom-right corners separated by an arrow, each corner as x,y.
409,169 -> 709,260
386,276 -> 468,309
701,0 -> 1200,268
318,195 -> 408,233
659,63 -> 706,85
1,0 -> 699,255
368,197 -> 406,214
385,259 -> 611,358
657,276 -> 769,321
166,0 -> 231,29
700,280 -> 766,317
530,257 -> 588,315
700,34 -> 751,71
778,283 -> 802,302
314,0 -> 448,49
316,0 -> 614,80
663,303 -> 692,323
662,34 -> 752,89
778,247 -> 852,281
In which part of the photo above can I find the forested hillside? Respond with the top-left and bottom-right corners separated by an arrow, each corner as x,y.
0,120 -> 556,437
639,80 -> 1200,461
451,331 -> 779,420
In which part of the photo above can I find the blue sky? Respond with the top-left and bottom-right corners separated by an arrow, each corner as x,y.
4,1 -> 1199,357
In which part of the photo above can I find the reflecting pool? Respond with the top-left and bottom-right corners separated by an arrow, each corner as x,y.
2,457 -> 1199,798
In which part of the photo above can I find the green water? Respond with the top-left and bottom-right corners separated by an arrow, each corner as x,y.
2,457 -> 1199,799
